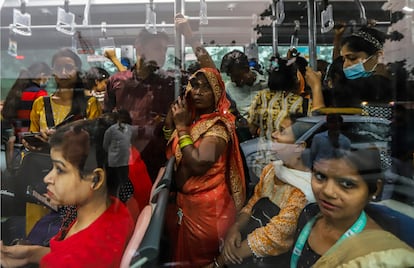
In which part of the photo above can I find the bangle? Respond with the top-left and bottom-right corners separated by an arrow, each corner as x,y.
178,134 -> 191,141
162,126 -> 173,134
213,257 -> 220,268
179,137 -> 193,149
162,126 -> 174,140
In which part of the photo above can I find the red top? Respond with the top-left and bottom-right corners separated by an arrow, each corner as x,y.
40,197 -> 134,268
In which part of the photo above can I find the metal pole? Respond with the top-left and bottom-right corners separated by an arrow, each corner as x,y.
173,0 -> 184,99
271,1 -> 278,56
0,23 -> 175,30
307,0 -> 317,70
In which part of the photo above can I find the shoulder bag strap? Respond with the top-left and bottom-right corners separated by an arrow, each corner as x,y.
43,96 -> 55,128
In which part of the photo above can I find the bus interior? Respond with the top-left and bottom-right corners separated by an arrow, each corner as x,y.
1,0 -> 413,267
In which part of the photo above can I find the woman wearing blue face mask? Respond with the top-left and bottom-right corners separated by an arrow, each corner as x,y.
339,26 -> 393,107
305,27 -> 393,111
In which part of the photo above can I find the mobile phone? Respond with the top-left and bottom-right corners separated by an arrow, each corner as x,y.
53,114 -> 75,129
22,132 -> 48,148
26,185 -> 58,212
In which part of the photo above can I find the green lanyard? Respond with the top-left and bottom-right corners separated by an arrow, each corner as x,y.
290,211 -> 367,268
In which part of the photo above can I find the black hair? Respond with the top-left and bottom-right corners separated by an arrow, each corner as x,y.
286,112 -> 307,140
267,56 -> 299,93
49,119 -> 102,177
2,62 -> 51,120
220,50 -> 250,75
52,48 -> 82,71
51,48 -> 89,119
326,113 -> 344,124
117,109 -> 132,125
84,67 -> 110,90
187,61 -> 201,75
325,57 -> 346,87
295,56 -> 308,77
341,26 -> 386,55
342,149 -> 383,194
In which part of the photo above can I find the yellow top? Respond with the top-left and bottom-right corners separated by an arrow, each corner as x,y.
29,95 -> 102,131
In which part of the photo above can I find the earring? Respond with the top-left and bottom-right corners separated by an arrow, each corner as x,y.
371,195 -> 377,201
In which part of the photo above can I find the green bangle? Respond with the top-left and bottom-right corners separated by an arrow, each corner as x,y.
179,137 -> 193,149
163,126 -> 173,134
163,132 -> 172,140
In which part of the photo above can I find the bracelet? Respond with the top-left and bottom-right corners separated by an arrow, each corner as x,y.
162,126 -> 174,140
162,126 -> 174,134
179,137 -> 193,149
178,134 -> 191,141
213,257 -> 220,268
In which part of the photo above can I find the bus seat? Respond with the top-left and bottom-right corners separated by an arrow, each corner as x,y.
366,203 -> 414,248
150,166 -> 166,200
120,204 -> 153,268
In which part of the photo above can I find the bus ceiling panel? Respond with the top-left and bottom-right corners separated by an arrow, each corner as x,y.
1,0 -> 391,49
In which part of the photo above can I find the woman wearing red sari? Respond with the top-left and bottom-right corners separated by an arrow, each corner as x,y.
166,67 -> 246,267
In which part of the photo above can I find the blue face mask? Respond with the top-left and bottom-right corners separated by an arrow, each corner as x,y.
39,79 -> 49,88
343,56 -> 376,80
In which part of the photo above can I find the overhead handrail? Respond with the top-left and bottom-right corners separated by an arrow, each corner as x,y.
320,0 -> 334,33
56,0 -> 76,35
355,0 -> 367,26
82,0 -> 91,26
145,0 -> 157,34
290,20 -> 300,49
99,21 -> 115,50
199,0 -> 208,25
272,0 -> 285,26
11,0 -> 31,36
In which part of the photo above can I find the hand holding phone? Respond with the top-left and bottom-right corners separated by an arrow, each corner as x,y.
22,132 -> 48,148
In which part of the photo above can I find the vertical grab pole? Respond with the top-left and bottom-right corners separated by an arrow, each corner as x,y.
307,0 -> 317,70
174,0 -> 185,99
271,1 -> 278,56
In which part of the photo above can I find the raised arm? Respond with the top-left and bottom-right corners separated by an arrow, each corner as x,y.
104,49 -> 127,72
175,13 -> 216,69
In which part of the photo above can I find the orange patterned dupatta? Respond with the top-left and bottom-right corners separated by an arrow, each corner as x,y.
168,67 -> 246,210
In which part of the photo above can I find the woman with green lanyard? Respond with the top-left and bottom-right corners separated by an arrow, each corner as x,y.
290,148 -> 414,267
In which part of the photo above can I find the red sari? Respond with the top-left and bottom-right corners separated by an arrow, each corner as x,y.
166,68 -> 246,267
